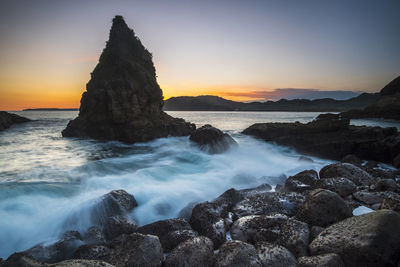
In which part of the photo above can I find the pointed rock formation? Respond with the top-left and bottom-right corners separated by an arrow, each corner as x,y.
62,16 -> 195,143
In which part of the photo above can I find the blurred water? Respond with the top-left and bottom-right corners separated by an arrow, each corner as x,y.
0,110 -> 398,258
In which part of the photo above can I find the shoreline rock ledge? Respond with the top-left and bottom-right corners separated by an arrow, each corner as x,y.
62,16 -> 195,143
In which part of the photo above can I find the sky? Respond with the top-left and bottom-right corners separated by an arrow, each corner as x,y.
0,0 -> 399,110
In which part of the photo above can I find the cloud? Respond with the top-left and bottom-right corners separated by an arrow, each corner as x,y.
220,88 -> 362,101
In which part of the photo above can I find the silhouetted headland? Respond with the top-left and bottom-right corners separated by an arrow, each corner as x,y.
0,111 -> 30,132
62,16 -> 195,143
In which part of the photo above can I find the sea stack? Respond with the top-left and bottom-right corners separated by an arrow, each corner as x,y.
62,16 -> 195,143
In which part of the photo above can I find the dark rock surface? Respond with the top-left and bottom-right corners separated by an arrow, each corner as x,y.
255,242 -> 296,267
72,245 -> 110,260
103,215 -> 137,240
319,163 -> 375,186
309,209 -> 400,267
296,189 -> 352,227
105,233 -> 162,267
297,253 -> 345,267
284,170 -> 318,193
163,236 -> 214,267
243,114 -> 400,163
136,218 -> 193,252
189,124 -> 237,153
214,240 -> 262,267
0,111 -> 30,131
230,214 -> 309,257
62,16 -> 194,143
314,177 -> 357,197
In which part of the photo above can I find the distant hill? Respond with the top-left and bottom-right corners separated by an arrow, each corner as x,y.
164,93 -> 379,112
23,108 -> 79,111
341,75 -> 400,120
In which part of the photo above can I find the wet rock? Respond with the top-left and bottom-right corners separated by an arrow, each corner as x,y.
1,253 -> 44,267
178,201 -> 198,221
106,233 -> 162,267
394,154 -> 400,168
230,214 -> 309,257
214,240 -> 261,267
310,226 -> 324,241
103,215 -> 137,240
296,189 -> 352,227
381,193 -> 400,212
83,226 -> 106,245
284,170 -> 318,193
189,124 -> 237,153
0,111 -> 30,132
50,259 -> 115,267
255,242 -> 296,267
319,163 -> 375,186
136,218 -> 192,252
25,231 -> 83,263
90,190 -> 137,227
299,156 -> 314,163
233,191 -> 305,217
341,154 -> 362,167
313,177 -> 357,197
309,209 -> 400,267
62,16 -> 195,143
353,191 -> 398,206
371,179 -> 398,192
164,236 -> 214,267
297,253 -> 345,267
72,245 -> 110,260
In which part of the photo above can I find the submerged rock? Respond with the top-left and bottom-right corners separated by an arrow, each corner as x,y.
62,16 -> 194,143
0,111 -> 30,132
309,209 -> 400,267
189,124 -> 237,153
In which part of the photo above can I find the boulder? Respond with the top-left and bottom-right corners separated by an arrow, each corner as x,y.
103,215 -> 137,240
319,163 -> 375,186
233,191 -> 305,217
177,201 -> 198,221
309,210 -> 400,267
381,193 -> 400,212
106,233 -> 162,267
0,111 -> 30,132
83,226 -> 106,245
25,231 -> 83,263
296,189 -> 352,227
136,218 -> 193,252
50,259 -> 115,267
230,214 -> 309,257
284,170 -> 318,193
189,124 -> 237,153
163,236 -> 214,267
255,242 -> 296,267
72,244 -> 110,260
313,177 -> 357,197
297,253 -> 345,267
214,240 -> 262,267
1,253 -> 44,267
62,16 -> 195,143
353,191 -> 398,206
371,179 -> 398,192
340,154 -> 362,167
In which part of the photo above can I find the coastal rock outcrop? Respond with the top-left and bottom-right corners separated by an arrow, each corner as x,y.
62,16 -> 195,143
0,111 -> 30,131
309,209 -> 400,267
243,114 -> 400,164
189,124 -> 237,153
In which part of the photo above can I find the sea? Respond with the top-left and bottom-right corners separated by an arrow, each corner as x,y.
0,110 -> 399,258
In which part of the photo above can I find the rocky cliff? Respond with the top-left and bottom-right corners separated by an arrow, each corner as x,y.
341,75 -> 400,120
62,16 -> 195,143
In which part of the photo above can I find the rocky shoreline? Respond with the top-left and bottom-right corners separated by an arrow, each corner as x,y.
2,150 -> 400,267
0,111 -> 30,132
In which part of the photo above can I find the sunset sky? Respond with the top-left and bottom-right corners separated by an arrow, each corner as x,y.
0,0 -> 399,110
